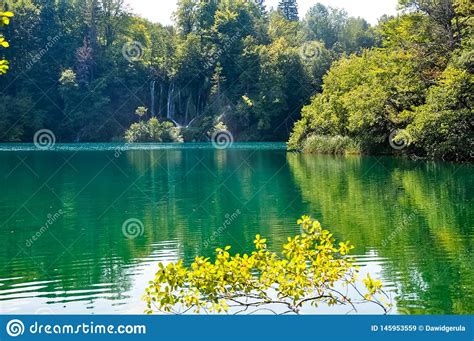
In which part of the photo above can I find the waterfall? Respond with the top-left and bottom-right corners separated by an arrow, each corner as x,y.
150,80 -> 156,117
197,93 -> 201,117
159,84 -> 163,116
166,83 -> 174,120
167,83 -> 180,127
185,95 -> 191,125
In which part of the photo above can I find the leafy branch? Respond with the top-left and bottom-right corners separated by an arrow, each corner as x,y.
0,11 -> 13,75
144,216 -> 392,315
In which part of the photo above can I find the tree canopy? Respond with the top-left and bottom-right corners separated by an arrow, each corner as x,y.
278,0 -> 298,22
0,0 -> 471,160
289,0 -> 473,161
0,0 -> 377,143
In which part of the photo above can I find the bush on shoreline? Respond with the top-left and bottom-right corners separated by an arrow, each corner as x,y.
301,135 -> 362,155
125,117 -> 183,143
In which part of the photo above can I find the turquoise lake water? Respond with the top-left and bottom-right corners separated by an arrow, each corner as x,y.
0,143 -> 472,314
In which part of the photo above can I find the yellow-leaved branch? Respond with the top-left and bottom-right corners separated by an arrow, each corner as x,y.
144,216 -> 392,315
0,11 -> 13,75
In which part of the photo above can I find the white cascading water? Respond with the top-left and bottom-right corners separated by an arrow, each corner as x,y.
166,83 -> 182,127
165,83 -> 201,128
150,80 -> 156,117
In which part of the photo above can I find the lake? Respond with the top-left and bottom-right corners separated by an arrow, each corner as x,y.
0,143 -> 472,314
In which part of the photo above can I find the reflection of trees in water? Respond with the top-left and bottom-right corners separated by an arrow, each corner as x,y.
126,149 -> 305,263
287,153 -> 473,314
0,151 -> 158,303
1,150 -> 471,313
0,148 -> 303,301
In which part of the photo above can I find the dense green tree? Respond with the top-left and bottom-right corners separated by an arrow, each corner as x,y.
253,38 -> 311,139
303,3 -> 378,53
303,3 -> 343,48
399,0 -> 461,50
289,49 -> 428,150
278,0 -> 299,22
174,0 -> 196,36
267,10 -> 302,44
404,66 -> 472,159
290,0 -> 473,160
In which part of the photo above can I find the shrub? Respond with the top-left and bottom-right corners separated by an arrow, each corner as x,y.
144,216 -> 390,315
302,135 -> 362,155
287,117 -> 310,151
125,117 -> 183,143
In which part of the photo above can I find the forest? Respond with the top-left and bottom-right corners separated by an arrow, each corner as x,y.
0,0 -> 472,160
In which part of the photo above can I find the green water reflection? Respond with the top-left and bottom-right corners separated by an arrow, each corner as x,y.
0,144 -> 471,314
